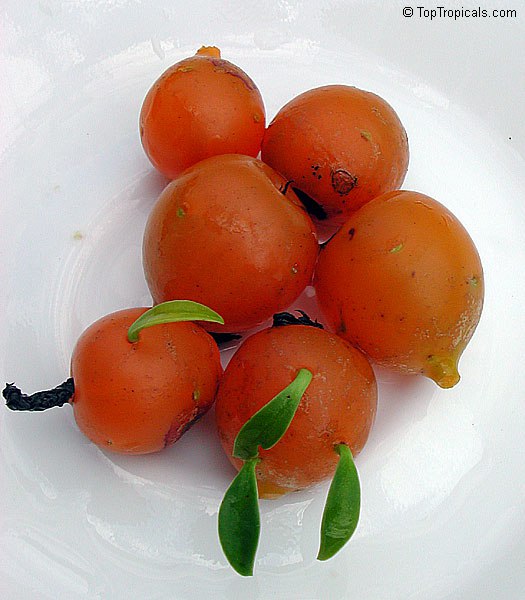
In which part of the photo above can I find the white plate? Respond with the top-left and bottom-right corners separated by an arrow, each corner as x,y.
1,2 -> 524,598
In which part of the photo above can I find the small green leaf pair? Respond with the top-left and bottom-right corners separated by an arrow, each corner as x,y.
218,369 -> 361,576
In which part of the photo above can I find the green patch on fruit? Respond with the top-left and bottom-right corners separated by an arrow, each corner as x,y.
360,130 -> 372,141
390,243 -> 404,253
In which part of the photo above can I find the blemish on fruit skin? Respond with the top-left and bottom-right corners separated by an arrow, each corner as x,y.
371,106 -> 388,125
164,406 -> 206,447
193,389 -> 201,401
348,228 -> 355,240
360,130 -> 372,141
209,58 -> 257,90
177,66 -> 194,73
310,165 -> 322,180
291,263 -> 299,275
253,113 -> 261,123
177,207 -> 186,218
390,243 -> 404,253
331,169 -> 358,196
468,276 -> 479,287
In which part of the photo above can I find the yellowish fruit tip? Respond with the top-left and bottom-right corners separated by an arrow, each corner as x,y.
196,46 -> 221,58
425,355 -> 460,389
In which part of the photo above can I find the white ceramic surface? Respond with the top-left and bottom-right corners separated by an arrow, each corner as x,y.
1,1 -> 524,599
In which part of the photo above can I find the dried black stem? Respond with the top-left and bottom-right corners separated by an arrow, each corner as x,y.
3,378 -> 74,412
209,332 -> 242,345
272,310 -> 324,329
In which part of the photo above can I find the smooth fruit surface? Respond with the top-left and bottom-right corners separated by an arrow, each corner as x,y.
314,190 -> 484,388
140,46 -> 265,179
71,308 -> 222,454
261,85 -> 409,225
215,324 -> 377,497
143,154 -> 319,332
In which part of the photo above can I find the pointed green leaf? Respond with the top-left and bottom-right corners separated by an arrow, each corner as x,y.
317,444 -> 360,561
218,458 -> 260,577
127,300 -> 224,342
232,368 -> 313,461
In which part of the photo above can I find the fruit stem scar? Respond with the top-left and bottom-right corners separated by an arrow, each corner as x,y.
196,46 -> 221,58
331,170 -> 358,196
3,378 -> 75,411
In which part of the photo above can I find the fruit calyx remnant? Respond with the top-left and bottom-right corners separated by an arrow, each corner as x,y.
272,310 -> 324,329
425,355 -> 460,389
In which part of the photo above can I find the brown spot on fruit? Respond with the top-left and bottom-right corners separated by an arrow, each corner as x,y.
164,405 -> 207,447
331,169 -> 358,196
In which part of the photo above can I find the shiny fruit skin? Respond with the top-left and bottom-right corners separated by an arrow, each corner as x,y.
140,47 -> 265,179
71,308 -> 222,454
261,85 -> 409,225
215,324 -> 377,497
142,154 -> 319,333
314,190 -> 484,388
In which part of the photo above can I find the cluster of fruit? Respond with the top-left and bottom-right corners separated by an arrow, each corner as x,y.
4,46 -> 484,576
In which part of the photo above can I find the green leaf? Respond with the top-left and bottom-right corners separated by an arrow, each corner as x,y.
127,300 -> 224,342
218,458 -> 260,577
232,368 -> 313,461
317,444 -> 361,561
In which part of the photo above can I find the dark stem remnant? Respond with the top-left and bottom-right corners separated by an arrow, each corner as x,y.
331,169 -> 358,196
292,187 -> 328,221
272,310 -> 324,329
210,331 -> 242,345
3,378 -> 75,412
279,180 -> 294,196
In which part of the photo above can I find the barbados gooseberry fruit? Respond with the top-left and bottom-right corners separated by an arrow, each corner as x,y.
314,190 -> 484,388
140,46 -> 265,179
142,154 -> 319,332
261,85 -> 409,226
4,301 -> 223,454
